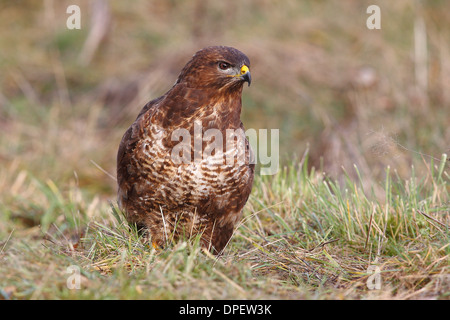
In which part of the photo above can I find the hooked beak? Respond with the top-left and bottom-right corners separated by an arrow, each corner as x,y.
240,65 -> 251,87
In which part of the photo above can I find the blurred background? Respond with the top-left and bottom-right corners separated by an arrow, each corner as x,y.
0,0 -> 448,206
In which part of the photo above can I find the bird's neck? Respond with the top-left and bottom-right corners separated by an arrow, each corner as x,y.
204,86 -> 243,130
222,99 -> 242,129
161,84 -> 244,130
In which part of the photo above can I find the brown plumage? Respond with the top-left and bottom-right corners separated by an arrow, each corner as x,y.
117,46 -> 254,254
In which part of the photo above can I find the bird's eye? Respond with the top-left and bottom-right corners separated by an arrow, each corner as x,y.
218,62 -> 231,70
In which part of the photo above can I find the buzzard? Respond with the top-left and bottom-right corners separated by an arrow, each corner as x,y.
117,46 -> 254,254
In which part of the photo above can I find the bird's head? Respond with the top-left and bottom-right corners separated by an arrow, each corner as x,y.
177,46 -> 251,90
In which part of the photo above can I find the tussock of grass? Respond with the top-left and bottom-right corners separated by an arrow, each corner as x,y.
229,153 -> 449,298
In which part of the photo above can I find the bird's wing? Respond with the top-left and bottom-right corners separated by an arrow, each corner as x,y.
116,96 -> 163,198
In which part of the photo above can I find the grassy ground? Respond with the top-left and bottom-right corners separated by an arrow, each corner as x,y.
0,1 -> 449,299
1,153 -> 448,299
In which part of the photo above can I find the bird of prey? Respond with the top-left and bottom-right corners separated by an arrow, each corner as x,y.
117,46 -> 254,254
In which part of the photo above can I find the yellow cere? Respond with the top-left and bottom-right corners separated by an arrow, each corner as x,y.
240,65 -> 249,74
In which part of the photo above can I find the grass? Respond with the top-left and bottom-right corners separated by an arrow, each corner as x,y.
1,152 -> 448,299
0,0 -> 449,300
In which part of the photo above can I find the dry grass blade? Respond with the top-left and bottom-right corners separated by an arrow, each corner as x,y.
416,209 -> 449,230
